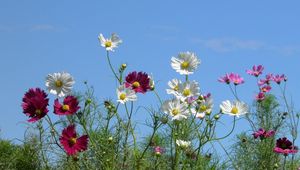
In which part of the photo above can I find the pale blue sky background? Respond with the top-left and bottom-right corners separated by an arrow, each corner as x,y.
0,0 -> 299,149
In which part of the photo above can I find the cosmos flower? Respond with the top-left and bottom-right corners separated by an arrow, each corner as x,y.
98,33 -> 122,51
154,146 -> 164,156
162,99 -> 189,121
272,74 -> 287,84
22,88 -> 49,122
125,71 -> 151,93
220,100 -> 248,117
54,96 -> 80,115
59,124 -> 89,156
252,128 -> 275,140
116,85 -> 137,104
260,85 -> 272,93
229,73 -> 245,85
176,140 -> 191,149
246,65 -> 264,77
171,52 -> 201,75
258,74 -> 274,86
273,137 -> 298,156
175,81 -> 200,102
166,79 -> 182,96
192,95 -> 213,116
255,92 -> 265,102
45,72 -> 75,98
218,73 -> 231,84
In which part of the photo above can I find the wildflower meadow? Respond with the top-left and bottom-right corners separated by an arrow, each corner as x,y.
0,33 -> 294,170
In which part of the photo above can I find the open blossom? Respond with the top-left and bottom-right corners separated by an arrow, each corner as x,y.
175,81 -> 200,101
252,128 -> 275,140
191,95 -> 213,116
229,73 -> 245,85
258,74 -> 273,86
46,72 -> 75,98
54,96 -> 80,115
166,79 -> 182,96
218,73 -> 231,84
98,33 -> 122,51
59,124 -> 89,156
260,85 -> 271,93
272,74 -> 287,84
22,88 -> 49,122
273,137 -> 298,156
220,100 -> 248,117
116,85 -> 137,104
176,139 -> 191,149
162,99 -> 189,121
246,65 -> 264,77
255,92 -> 265,102
125,71 -> 151,93
171,51 -> 201,75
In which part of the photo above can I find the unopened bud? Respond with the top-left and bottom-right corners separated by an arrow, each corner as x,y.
214,115 -> 220,120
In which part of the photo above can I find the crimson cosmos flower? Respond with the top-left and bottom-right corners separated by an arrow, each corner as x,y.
59,124 -> 89,156
54,96 -> 80,115
125,71 -> 151,93
273,137 -> 298,156
22,88 -> 49,122
252,128 -> 275,140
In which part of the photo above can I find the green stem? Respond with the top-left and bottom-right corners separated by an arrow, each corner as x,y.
106,51 -> 121,84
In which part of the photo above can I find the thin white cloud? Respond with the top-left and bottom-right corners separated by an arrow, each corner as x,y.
191,37 -> 300,56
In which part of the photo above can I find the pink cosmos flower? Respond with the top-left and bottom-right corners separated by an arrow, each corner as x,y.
218,73 -> 231,84
59,124 -> 89,156
54,96 -> 80,115
258,74 -> 274,86
246,65 -> 264,77
273,137 -> 298,156
154,146 -> 164,156
260,85 -> 272,93
22,88 -> 49,122
229,73 -> 245,85
272,74 -> 287,84
125,71 -> 151,93
252,128 -> 275,140
255,92 -> 265,102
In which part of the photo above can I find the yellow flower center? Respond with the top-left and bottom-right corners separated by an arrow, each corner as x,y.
35,109 -> 42,115
69,137 -> 77,145
132,81 -> 140,88
183,89 -> 191,97
62,104 -> 70,111
181,61 -> 189,69
55,80 -> 63,88
199,105 -> 207,112
172,109 -> 180,116
173,85 -> 179,91
105,41 -> 112,47
231,107 -> 239,114
120,93 -> 126,100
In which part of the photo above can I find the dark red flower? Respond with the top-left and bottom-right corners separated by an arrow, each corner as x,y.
252,128 -> 275,140
125,71 -> 151,93
54,96 -> 80,115
22,88 -> 49,122
273,137 -> 298,156
59,124 -> 89,156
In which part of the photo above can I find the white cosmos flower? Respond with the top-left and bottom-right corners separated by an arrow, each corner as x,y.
148,74 -> 155,90
98,33 -> 122,51
166,79 -> 182,96
176,81 -> 200,101
220,100 -> 248,117
176,139 -> 191,149
191,96 -> 213,118
116,85 -> 137,104
171,51 -> 201,75
162,99 -> 189,121
45,72 -> 75,98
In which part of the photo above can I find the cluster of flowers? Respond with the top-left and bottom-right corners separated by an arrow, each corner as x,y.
21,72 -> 88,156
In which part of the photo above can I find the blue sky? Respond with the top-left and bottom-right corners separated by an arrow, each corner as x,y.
0,0 -> 300,148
